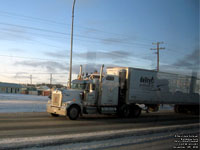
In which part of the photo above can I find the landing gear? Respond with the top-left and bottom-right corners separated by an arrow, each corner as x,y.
146,104 -> 159,112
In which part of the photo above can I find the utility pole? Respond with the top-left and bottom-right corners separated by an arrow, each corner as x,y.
30,75 -> 32,85
50,73 -> 52,85
150,42 -> 165,72
68,0 -> 76,88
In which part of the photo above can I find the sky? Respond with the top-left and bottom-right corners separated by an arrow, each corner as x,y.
0,0 -> 199,85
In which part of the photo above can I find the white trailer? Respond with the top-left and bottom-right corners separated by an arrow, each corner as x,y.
47,66 -> 200,120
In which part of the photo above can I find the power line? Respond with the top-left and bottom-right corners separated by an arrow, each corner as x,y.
0,72 -> 68,75
0,22 -> 68,35
0,54 -> 67,62
0,23 -> 153,48
0,10 -> 156,43
0,10 -> 67,26
0,30 -> 67,50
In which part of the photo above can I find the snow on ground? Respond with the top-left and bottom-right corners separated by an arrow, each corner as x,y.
0,93 -> 173,113
0,93 -> 49,113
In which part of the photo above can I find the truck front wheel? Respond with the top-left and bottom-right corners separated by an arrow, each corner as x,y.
68,105 -> 80,120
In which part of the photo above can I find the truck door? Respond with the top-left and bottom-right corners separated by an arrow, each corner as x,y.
85,83 -> 96,106
101,75 -> 119,106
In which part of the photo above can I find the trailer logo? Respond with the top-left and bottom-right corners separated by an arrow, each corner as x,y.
140,76 -> 154,87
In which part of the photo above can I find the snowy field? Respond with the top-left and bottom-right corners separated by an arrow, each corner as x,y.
0,93 -> 173,113
0,93 -> 49,113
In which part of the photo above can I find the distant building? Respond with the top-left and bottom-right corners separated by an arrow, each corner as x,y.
0,82 -> 23,94
37,86 -> 51,96
21,86 -> 38,95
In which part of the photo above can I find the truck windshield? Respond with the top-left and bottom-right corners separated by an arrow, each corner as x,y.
71,83 -> 87,90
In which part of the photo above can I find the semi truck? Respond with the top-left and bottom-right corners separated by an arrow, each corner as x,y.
47,65 -> 200,120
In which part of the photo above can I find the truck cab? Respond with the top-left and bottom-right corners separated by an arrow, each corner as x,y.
46,72 -> 121,120
47,79 -> 91,120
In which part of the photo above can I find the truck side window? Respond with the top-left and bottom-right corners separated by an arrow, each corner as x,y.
106,76 -> 114,81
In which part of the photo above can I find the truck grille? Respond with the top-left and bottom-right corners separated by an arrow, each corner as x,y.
52,93 -> 62,107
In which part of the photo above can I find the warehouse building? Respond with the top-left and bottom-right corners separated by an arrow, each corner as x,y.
0,82 -> 23,94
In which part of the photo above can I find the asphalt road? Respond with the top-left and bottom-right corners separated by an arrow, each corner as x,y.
0,111 -> 199,150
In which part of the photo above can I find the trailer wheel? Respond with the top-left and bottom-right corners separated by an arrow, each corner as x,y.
120,105 -> 131,118
190,106 -> 199,115
174,105 -> 187,113
50,113 -> 59,117
131,105 -> 141,118
68,105 -> 80,120
174,105 -> 179,113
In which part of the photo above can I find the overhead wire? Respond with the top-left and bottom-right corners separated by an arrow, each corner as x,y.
0,54 -> 67,62
0,10 -> 155,45
0,23 -> 153,49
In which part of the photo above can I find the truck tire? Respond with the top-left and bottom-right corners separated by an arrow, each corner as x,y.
120,104 -> 131,118
68,105 -> 80,120
191,109 -> 199,115
50,113 -> 59,117
174,105 -> 179,113
190,105 -> 199,115
174,105 -> 187,113
131,105 -> 141,118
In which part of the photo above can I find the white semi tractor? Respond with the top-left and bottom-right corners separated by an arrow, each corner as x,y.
47,66 -> 200,120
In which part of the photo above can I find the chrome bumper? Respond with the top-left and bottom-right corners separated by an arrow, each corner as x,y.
47,104 -> 67,116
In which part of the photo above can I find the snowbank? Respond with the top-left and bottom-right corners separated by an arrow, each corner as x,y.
0,93 -> 49,113
0,93 -> 173,113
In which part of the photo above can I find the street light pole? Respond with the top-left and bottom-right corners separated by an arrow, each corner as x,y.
68,0 -> 76,88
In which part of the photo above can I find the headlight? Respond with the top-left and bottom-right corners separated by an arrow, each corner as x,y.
62,103 -> 67,106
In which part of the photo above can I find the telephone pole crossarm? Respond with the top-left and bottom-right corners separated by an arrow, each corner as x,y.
150,42 -> 165,72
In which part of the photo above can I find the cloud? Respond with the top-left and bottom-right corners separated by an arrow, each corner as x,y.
0,27 -> 32,41
74,50 -> 131,61
83,28 -> 100,35
113,59 -> 131,65
7,48 -> 25,53
15,60 -> 68,72
73,50 -> 155,68
160,49 -> 200,77
14,72 -> 33,79
173,49 -> 200,70
101,37 -> 125,45
72,63 -> 117,74
44,50 -> 69,59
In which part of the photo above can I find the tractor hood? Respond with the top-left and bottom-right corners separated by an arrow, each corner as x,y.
61,89 -> 83,103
